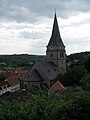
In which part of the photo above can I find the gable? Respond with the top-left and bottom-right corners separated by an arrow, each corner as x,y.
48,80 -> 65,93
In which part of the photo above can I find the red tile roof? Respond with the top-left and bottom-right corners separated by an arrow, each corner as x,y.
48,80 -> 65,93
6,77 -> 20,86
5,70 -> 27,86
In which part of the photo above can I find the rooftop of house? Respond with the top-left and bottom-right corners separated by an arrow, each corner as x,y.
48,80 -> 65,93
5,70 -> 27,86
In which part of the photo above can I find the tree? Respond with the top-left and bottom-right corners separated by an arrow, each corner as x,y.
81,73 -> 90,91
0,73 -> 8,81
83,54 -> 90,73
62,65 -> 87,86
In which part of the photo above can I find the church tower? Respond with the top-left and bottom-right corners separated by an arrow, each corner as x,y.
46,13 -> 66,73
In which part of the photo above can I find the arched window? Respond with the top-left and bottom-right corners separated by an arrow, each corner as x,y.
60,52 -> 64,58
62,52 -> 64,58
60,52 -> 62,58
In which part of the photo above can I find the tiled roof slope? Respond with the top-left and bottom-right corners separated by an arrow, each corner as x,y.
48,80 -> 65,93
22,62 -> 62,82
6,70 -> 27,86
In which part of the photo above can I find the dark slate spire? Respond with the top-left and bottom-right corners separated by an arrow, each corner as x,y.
48,13 -> 64,47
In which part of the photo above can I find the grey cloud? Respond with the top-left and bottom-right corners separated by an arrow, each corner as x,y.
68,17 -> 90,27
0,5 -> 37,22
65,36 -> 90,46
19,31 -> 47,40
0,0 -> 90,23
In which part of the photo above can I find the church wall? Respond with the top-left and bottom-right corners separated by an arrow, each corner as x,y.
46,50 -> 66,73
22,80 -> 50,89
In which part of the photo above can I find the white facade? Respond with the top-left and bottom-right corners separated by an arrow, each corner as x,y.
0,84 -> 11,96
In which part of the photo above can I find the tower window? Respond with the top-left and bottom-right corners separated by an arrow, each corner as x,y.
60,52 -> 62,58
48,69 -> 50,72
60,52 -> 64,58
51,53 -> 53,57
62,53 -> 64,58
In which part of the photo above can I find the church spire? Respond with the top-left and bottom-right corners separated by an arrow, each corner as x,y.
47,13 -> 64,47
46,12 -> 66,73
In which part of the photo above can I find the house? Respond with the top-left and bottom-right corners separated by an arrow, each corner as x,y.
20,12 -> 66,89
6,77 -> 20,92
0,81 -> 11,96
48,80 -> 65,95
5,70 -> 27,92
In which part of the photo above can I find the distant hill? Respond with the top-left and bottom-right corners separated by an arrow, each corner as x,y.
0,51 -> 90,69
67,51 -> 90,62
0,54 -> 45,69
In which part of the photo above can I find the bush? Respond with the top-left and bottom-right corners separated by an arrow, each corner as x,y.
81,73 -> 90,91
0,91 -> 90,120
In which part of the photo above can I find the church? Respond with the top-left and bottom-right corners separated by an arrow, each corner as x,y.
20,13 -> 66,89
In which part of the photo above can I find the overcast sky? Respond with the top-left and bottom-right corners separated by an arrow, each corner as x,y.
0,0 -> 90,55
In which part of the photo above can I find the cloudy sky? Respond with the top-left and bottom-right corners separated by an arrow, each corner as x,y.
0,0 -> 90,55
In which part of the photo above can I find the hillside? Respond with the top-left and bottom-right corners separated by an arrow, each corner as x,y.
67,51 -> 90,62
0,51 -> 90,70
0,54 -> 45,69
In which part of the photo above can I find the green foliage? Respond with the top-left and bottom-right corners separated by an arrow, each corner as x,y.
28,85 -> 48,95
0,73 -> 8,81
56,65 -> 87,86
83,54 -> 90,73
67,51 -> 90,62
0,91 -> 90,120
52,73 -> 63,85
81,73 -> 90,91
0,54 -> 45,70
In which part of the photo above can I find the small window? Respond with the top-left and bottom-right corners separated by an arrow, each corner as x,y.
62,53 -> 64,58
25,84 -> 27,89
4,86 -> 6,89
48,69 -> 50,72
54,69 -> 57,71
51,54 -> 53,57
60,52 -> 62,58
60,52 -> 64,58
27,75 -> 29,78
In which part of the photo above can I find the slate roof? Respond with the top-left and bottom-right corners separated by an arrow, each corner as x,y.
47,13 -> 64,47
48,80 -> 65,93
22,62 -> 62,82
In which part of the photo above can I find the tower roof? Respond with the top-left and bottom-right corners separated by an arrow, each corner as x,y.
48,13 -> 64,47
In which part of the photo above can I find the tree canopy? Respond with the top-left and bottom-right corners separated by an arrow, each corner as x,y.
83,54 -> 90,73
0,91 -> 90,120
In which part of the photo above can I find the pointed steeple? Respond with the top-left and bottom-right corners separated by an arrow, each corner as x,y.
48,13 -> 64,47
46,13 -> 66,73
